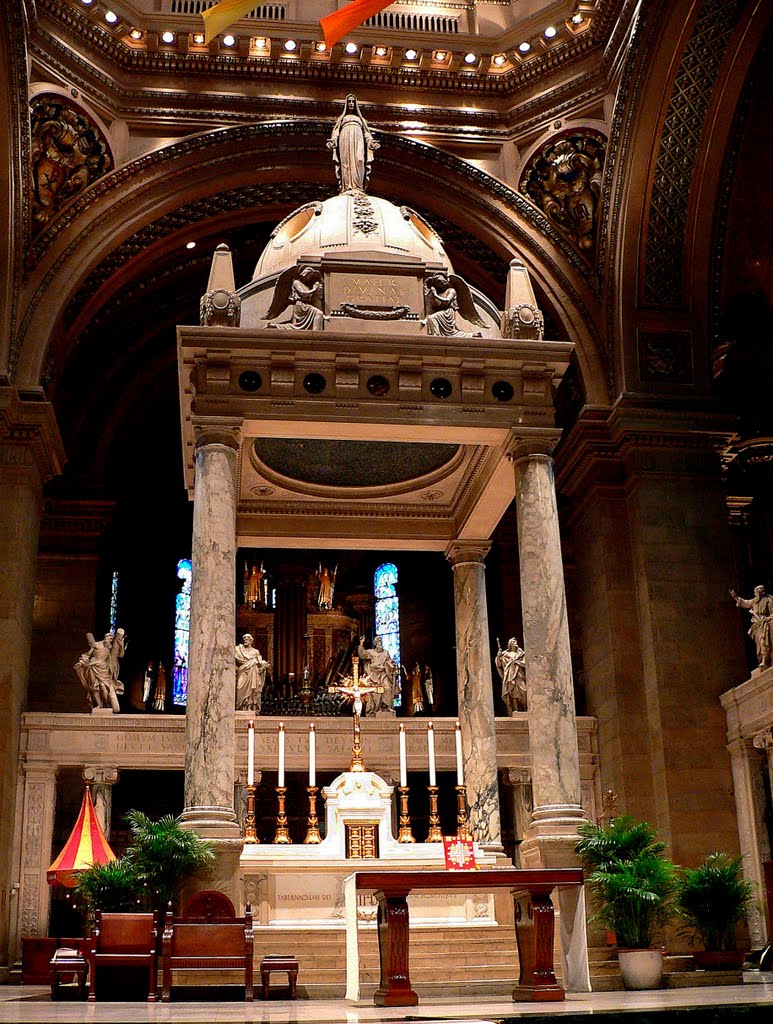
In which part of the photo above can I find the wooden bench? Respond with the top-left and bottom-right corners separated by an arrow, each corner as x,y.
88,911 -> 158,1003
260,955 -> 298,999
161,904 -> 254,1002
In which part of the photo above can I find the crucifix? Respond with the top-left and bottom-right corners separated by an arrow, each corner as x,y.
329,655 -> 383,772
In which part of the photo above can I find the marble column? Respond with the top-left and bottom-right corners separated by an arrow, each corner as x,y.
0,389 -> 64,978
182,421 -> 241,845
733,732 -> 771,946
508,434 -> 590,994
82,766 -> 119,838
444,540 -> 502,852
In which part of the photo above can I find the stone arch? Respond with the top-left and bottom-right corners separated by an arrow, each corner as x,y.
13,122 -> 609,403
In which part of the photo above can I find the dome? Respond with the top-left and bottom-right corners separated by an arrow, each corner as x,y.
252,192 -> 453,282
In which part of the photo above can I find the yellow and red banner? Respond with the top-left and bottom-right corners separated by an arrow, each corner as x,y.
47,786 -> 116,887
202,0 -> 395,49
443,835 -> 477,871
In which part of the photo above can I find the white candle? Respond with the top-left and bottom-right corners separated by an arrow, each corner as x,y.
455,721 -> 464,786
399,724 -> 407,787
278,721 -> 285,787
309,723 -> 316,787
247,719 -> 255,786
427,721 -> 436,786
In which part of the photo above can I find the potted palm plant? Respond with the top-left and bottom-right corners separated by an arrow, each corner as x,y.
74,859 -> 142,921
676,852 -> 754,970
123,810 -> 215,915
576,816 -> 677,989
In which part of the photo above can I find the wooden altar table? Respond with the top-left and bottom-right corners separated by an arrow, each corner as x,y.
344,868 -> 585,1006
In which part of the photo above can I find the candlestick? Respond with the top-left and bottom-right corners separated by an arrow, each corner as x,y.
304,785 -> 321,844
397,785 -> 415,843
455,784 -> 471,841
427,784 -> 442,841
273,785 -> 291,844
243,783 -> 259,845
454,720 -> 464,786
247,719 -> 255,787
278,721 -> 285,788
427,721 -> 436,786
309,722 -> 316,787
398,723 -> 407,787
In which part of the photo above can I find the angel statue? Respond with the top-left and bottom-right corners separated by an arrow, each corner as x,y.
326,94 -> 380,194
264,265 -> 326,331
422,272 -> 485,338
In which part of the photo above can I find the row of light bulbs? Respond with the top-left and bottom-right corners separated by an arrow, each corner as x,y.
78,0 -> 589,69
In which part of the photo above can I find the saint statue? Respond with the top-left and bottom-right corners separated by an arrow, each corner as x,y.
495,637 -> 527,714
316,563 -> 337,611
731,586 -> 773,668
410,662 -> 424,715
326,94 -> 379,193
235,634 -> 270,712
74,628 -> 126,713
357,635 -> 398,716
245,562 -> 265,607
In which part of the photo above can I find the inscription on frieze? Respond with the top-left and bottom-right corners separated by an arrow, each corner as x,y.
327,273 -> 421,312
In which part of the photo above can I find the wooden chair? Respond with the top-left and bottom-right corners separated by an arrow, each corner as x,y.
87,911 -> 158,1003
161,902 -> 253,1002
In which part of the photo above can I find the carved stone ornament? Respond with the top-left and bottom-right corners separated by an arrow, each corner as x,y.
338,303 -> 410,321
520,131 -> 606,255
200,287 -> 241,327
503,303 -> 545,340
752,726 -> 773,751
30,95 -> 113,233
422,272 -> 485,338
263,265 -> 325,331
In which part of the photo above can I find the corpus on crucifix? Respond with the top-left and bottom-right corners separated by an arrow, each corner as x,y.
329,656 -> 383,772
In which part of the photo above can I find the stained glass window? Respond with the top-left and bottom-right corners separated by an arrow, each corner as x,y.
374,562 -> 400,705
173,558 -> 192,707
109,571 -> 119,632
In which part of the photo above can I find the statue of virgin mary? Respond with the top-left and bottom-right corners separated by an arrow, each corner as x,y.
326,94 -> 379,193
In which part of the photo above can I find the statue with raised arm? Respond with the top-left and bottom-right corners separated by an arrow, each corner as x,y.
316,563 -> 338,611
326,94 -> 379,193
75,628 -> 126,713
422,272 -> 485,338
731,585 -> 773,668
495,636 -> 527,713
357,635 -> 398,716
235,633 -> 270,712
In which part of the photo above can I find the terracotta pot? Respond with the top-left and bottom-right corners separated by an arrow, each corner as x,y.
618,948 -> 664,989
693,949 -> 747,971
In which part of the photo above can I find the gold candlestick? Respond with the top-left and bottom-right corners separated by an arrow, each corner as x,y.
243,783 -> 259,845
397,785 -> 415,843
273,785 -> 292,844
455,784 -> 471,840
304,785 -> 321,844
426,784 -> 442,842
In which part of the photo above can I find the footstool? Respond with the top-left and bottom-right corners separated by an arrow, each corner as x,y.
50,950 -> 88,1000
260,955 -> 298,999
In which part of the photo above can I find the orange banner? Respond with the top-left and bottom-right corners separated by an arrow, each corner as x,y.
321,0 -> 395,50
201,0 -> 257,45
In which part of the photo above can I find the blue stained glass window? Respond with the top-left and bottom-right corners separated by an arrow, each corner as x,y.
374,562 -> 400,705
173,558 -> 192,706
109,571 -> 119,632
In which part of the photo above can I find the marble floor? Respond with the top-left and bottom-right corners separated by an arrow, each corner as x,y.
0,982 -> 772,1024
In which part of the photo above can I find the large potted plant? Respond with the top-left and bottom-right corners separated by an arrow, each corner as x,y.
576,816 -> 677,990
676,852 -> 754,970
74,859 -> 142,924
123,811 -> 215,915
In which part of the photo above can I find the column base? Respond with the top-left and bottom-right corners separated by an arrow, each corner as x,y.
179,806 -> 241,839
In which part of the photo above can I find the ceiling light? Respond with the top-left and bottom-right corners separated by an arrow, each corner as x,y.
193,33 -> 205,45
130,29 -> 142,40
374,46 -> 388,58
405,49 -> 418,61
253,37 -> 268,48
284,39 -> 297,51
80,0 -> 94,5
572,12 -> 583,24
493,54 -> 506,66
518,41 -> 531,53
463,52 -> 477,64
223,34 -> 236,46
433,50 -> 447,62
315,42 -> 327,52
544,26 -> 557,38
161,31 -> 175,44
104,10 -> 118,23
345,42 -> 358,54
186,241 -> 196,250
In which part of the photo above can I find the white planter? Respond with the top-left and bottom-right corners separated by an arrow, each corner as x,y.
618,948 -> 664,989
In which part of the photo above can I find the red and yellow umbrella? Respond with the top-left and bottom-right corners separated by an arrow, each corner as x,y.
47,785 -> 116,888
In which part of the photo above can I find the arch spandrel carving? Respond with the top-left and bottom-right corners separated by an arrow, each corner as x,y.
12,122 -> 609,404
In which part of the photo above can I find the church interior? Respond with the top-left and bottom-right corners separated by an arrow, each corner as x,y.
2,0 -> 773,1017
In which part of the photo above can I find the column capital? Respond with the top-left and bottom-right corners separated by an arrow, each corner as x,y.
82,766 -> 120,786
752,726 -> 773,751
444,539 -> 491,566
505,428 -> 562,464
192,416 -> 242,451
0,387 -> 65,483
